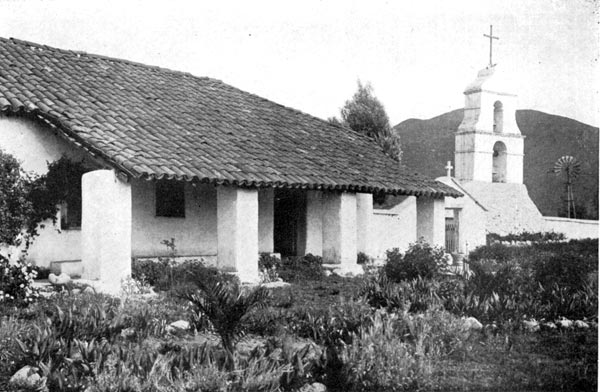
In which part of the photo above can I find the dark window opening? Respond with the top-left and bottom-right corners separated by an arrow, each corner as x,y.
60,200 -> 82,230
156,180 -> 185,218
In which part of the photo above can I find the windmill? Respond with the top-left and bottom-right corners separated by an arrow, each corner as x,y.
553,156 -> 581,218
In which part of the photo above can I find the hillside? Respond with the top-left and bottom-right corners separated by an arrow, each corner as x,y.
393,110 -> 599,219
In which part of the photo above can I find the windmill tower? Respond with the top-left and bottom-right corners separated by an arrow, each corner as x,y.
553,155 -> 581,218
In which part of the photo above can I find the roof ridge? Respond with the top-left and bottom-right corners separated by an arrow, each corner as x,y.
5,37 -> 218,83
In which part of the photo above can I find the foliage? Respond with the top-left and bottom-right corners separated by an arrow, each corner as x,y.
338,81 -> 402,162
360,274 -> 442,314
384,240 -> 447,282
0,256 -> 39,306
178,280 -> 270,367
259,253 -> 281,283
132,257 -> 237,292
0,150 -> 57,248
487,231 -> 566,243
278,254 -> 324,283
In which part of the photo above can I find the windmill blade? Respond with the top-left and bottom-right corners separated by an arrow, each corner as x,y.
553,155 -> 581,177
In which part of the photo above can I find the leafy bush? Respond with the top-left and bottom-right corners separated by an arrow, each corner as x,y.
259,253 -> 281,283
487,231 -> 566,243
132,257 -> 237,291
384,240 -> 447,282
360,274 -> 441,313
278,254 -> 324,283
0,256 -> 39,305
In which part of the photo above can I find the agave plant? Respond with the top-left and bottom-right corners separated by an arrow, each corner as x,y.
179,280 -> 270,369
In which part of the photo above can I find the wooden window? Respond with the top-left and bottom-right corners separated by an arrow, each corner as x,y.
156,180 -> 185,218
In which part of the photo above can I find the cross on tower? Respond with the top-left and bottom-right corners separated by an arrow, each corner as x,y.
483,25 -> 499,66
445,161 -> 454,177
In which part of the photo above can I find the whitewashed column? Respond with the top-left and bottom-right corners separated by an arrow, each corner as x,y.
81,170 -> 132,293
356,193 -> 374,257
258,188 -> 274,254
416,197 -> 446,247
322,191 -> 362,275
217,186 -> 259,283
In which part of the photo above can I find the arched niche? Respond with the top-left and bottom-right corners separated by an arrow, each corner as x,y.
492,141 -> 507,183
493,101 -> 503,133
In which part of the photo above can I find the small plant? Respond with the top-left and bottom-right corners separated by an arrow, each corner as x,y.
0,255 -> 39,305
384,240 -> 447,282
179,280 -> 270,369
259,253 -> 281,283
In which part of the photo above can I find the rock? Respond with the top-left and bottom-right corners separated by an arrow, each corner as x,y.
542,321 -> 557,330
557,318 -> 573,329
83,286 -> 96,294
462,316 -> 483,331
170,320 -> 190,330
261,281 -> 291,289
574,320 -> 589,329
48,272 -> 70,286
299,382 -> 327,392
10,366 -> 45,390
323,270 -> 332,277
522,319 -> 540,332
120,327 -> 136,340
71,288 -> 81,295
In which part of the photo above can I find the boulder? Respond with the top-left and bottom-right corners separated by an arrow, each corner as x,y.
522,319 -> 540,332
170,320 -> 190,330
261,281 -> 291,289
557,318 -> 573,329
10,366 -> 45,390
83,286 -> 96,294
462,316 -> 483,331
48,272 -> 71,286
574,320 -> 589,329
299,382 -> 327,392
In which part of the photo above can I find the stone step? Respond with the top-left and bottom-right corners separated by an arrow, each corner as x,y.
50,259 -> 82,278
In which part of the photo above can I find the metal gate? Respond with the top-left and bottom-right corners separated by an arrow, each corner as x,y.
445,217 -> 458,253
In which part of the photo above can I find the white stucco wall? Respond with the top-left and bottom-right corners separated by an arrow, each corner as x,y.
322,191 -> 357,265
372,196 -> 417,258
131,179 -> 218,257
0,116 -> 91,266
305,190 -> 323,256
544,217 -> 599,240
416,197 -> 445,248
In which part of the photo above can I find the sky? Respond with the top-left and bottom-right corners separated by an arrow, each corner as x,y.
1,0 -> 598,126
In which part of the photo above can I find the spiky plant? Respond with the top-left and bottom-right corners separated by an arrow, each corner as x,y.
179,280 -> 270,369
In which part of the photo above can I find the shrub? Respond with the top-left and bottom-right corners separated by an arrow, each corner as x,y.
278,254 -> 324,283
360,274 -> 441,313
178,280 -> 270,368
338,311 -> 432,391
384,240 -> 446,282
0,255 -> 39,305
259,253 -> 281,283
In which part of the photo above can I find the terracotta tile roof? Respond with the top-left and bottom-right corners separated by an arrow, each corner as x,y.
0,38 -> 461,198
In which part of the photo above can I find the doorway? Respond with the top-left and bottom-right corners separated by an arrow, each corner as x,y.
273,189 -> 306,257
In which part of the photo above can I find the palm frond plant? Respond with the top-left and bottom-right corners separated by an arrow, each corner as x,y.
178,279 -> 270,369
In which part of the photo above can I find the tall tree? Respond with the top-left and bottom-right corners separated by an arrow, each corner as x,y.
339,81 -> 402,163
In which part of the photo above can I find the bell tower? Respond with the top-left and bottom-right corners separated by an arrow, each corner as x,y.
454,28 -> 524,184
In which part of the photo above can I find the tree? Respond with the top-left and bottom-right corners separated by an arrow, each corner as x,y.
0,151 -> 86,249
338,81 -> 402,163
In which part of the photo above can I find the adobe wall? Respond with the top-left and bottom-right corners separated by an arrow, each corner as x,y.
372,196 -> 417,258
544,217 -> 599,240
0,116 -> 89,265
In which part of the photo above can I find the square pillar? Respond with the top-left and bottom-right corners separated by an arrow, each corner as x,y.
416,197 -> 446,248
258,188 -> 274,253
356,193 -> 374,257
217,186 -> 259,283
81,170 -> 132,293
322,192 -> 362,275
305,190 -> 323,256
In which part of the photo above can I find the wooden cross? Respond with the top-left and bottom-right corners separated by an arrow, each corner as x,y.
483,25 -> 499,66
445,161 -> 453,177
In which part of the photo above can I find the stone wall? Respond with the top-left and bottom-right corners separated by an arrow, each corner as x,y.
544,217 -> 598,239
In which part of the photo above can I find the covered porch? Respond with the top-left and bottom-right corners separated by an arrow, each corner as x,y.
80,170 -> 446,291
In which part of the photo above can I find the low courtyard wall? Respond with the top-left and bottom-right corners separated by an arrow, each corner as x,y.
544,217 -> 598,239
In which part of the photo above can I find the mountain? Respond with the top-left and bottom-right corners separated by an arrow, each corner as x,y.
393,110 -> 599,219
